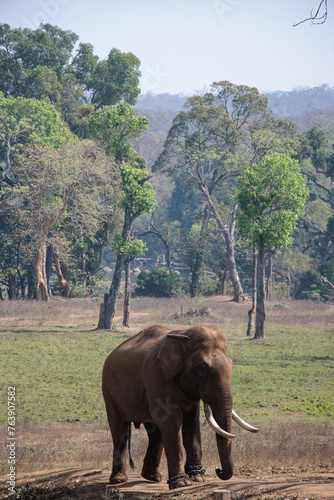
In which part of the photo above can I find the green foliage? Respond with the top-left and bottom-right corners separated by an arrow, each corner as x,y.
0,95 -> 73,162
119,163 -> 157,216
71,42 -> 98,86
0,23 -> 142,135
111,234 -> 147,258
0,23 -> 78,93
237,153 -> 309,250
134,268 -> 184,297
88,103 -> 149,159
88,48 -> 141,108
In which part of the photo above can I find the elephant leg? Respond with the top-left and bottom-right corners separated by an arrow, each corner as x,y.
182,405 -> 205,483
109,419 -> 131,484
141,422 -> 163,482
103,389 -> 129,484
159,417 -> 193,490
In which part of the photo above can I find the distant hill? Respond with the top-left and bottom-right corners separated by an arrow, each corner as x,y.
137,85 -> 334,118
136,92 -> 187,112
266,84 -> 334,117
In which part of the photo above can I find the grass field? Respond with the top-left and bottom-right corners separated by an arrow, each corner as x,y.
0,296 -> 333,476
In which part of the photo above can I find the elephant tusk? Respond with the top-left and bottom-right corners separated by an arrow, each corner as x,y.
232,409 -> 260,433
203,403 -> 236,439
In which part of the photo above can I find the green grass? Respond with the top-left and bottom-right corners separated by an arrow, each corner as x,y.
0,327 -> 132,423
229,326 -> 334,420
0,298 -> 333,425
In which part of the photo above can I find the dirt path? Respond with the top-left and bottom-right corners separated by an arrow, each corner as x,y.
1,467 -> 333,499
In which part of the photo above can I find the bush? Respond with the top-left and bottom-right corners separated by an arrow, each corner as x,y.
134,267 -> 184,297
197,275 -> 220,296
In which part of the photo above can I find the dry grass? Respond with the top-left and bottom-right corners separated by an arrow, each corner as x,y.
1,295 -> 333,332
1,420 -> 332,479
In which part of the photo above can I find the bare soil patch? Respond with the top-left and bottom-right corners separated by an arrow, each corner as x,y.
1,467 -> 333,499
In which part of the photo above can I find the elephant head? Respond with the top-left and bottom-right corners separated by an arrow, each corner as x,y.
158,325 -> 259,480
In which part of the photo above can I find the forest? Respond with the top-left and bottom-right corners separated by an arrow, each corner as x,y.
1,23 -> 334,330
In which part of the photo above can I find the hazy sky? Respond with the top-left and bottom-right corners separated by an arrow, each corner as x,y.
1,0 -> 333,95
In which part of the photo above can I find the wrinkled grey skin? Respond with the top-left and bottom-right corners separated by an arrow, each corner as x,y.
102,324 -> 234,490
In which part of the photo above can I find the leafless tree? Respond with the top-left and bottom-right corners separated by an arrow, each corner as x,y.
294,0 -> 328,26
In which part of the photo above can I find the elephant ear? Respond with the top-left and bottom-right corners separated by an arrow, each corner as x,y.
158,334 -> 189,381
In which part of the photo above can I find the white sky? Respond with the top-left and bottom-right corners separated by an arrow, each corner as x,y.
1,0 -> 334,95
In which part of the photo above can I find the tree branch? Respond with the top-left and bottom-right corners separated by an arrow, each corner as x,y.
319,275 -> 334,291
294,0 -> 328,26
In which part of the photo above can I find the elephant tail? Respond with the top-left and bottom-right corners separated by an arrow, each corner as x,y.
128,424 -> 135,469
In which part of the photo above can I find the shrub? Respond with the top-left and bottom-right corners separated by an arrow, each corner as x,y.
134,267 -> 184,297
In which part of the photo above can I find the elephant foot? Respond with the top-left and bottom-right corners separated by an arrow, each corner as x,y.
168,473 -> 193,490
185,465 -> 205,483
141,469 -> 162,482
190,473 -> 205,483
109,472 -> 128,484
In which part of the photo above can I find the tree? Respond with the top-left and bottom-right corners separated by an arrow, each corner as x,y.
0,24 -> 142,131
237,153 -> 309,338
154,82 -> 269,301
98,164 -> 157,328
294,127 -> 334,300
0,95 -> 72,172
88,48 -> 141,108
88,103 -> 149,160
0,95 -> 120,300
71,43 -> 98,86
1,139 -> 119,300
0,23 -> 78,96
89,104 -> 157,329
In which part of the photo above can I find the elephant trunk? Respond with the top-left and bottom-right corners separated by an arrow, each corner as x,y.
206,400 -> 234,481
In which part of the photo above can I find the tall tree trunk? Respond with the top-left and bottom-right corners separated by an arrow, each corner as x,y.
122,257 -> 131,327
8,273 -> 17,300
199,185 -> 244,302
34,244 -> 49,301
98,254 -> 125,329
218,267 -> 227,295
97,205 -> 133,330
191,207 -> 210,297
266,252 -> 273,300
27,266 -> 35,299
46,244 -> 54,296
54,253 -> 70,297
223,225 -> 244,302
247,249 -> 258,337
254,237 -> 266,339
17,269 -> 26,299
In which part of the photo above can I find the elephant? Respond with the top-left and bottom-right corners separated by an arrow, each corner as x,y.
102,324 -> 259,490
